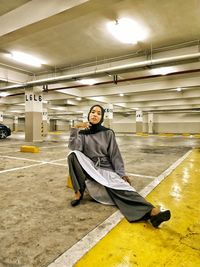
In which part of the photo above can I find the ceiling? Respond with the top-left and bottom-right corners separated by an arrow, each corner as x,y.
0,0 -> 200,120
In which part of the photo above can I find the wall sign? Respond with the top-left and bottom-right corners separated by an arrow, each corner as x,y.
25,91 -> 43,112
25,94 -> 42,102
136,110 -> 143,122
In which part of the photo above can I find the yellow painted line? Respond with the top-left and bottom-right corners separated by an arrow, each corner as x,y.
74,149 -> 200,267
182,133 -> 191,137
158,133 -> 175,137
48,131 -> 62,135
136,132 -> 149,136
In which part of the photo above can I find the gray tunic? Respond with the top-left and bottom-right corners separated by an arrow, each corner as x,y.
68,128 -> 135,192
69,128 -> 125,177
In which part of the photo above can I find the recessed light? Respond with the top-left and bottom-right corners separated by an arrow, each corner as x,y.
6,51 -> 45,67
0,92 -> 10,97
151,67 -> 175,75
79,79 -> 96,85
119,93 -> 124,96
107,18 -> 148,44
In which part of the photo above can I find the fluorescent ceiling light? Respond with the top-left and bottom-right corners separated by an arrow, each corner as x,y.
50,107 -> 64,111
107,18 -> 148,44
8,110 -> 22,113
176,87 -> 182,92
151,67 -> 175,75
0,92 -> 10,97
79,79 -> 96,85
76,97 -> 82,101
119,93 -> 124,96
6,51 -> 45,67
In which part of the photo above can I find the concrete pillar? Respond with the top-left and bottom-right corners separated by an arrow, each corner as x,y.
13,116 -> 18,132
42,107 -> 48,137
136,110 -> 143,133
25,87 -> 43,142
104,104 -> 113,128
50,119 -> 56,131
148,112 -> 154,134
83,111 -> 88,122
0,112 -> 3,122
68,119 -> 73,131
47,117 -> 50,132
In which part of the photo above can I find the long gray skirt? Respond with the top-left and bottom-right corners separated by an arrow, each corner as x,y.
68,152 -> 154,222
105,188 -> 154,222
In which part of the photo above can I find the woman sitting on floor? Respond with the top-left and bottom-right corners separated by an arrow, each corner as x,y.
67,104 -> 171,228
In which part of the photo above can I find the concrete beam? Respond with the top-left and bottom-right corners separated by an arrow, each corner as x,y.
0,0 -> 89,37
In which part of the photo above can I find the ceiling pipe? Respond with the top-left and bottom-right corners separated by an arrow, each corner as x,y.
1,52 -> 200,91
5,68 -> 200,98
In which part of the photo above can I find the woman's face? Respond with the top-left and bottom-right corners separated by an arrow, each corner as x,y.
89,106 -> 102,124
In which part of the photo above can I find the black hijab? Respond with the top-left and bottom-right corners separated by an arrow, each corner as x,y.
79,104 -> 110,135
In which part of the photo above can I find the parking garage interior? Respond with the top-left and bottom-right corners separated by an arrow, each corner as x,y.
0,1 -> 200,267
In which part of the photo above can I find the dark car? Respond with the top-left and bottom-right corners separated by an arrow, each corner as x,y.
0,123 -> 11,139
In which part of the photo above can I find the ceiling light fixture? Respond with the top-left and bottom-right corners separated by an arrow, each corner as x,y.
107,17 -> 148,44
119,93 -> 124,96
76,97 -> 82,101
0,92 -> 9,97
151,67 -> 175,76
176,87 -> 182,92
79,79 -> 96,85
6,51 -> 44,67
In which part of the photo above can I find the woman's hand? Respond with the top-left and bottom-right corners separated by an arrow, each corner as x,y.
122,175 -> 131,185
73,122 -> 90,129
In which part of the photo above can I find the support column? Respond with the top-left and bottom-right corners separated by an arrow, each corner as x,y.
42,106 -> 48,137
83,111 -> 88,122
50,119 -> 56,132
136,110 -> 143,133
13,116 -> 18,132
69,119 -> 74,131
104,104 -> 113,128
148,112 -> 154,134
0,112 -> 3,122
25,87 -> 43,142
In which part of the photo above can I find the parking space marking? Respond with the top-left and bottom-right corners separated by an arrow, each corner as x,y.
1,155 -> 44,163
0,163 -> 47,174
41,145 -> 67,149
0,157 -> 68,174
126,172 -> 156,179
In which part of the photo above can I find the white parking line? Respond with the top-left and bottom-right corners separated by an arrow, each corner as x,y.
1,155 -> 44,163
126,172 -> 156,179
0,163 -> 47,174
0,156 -> 68,174
41,145 -> 67,149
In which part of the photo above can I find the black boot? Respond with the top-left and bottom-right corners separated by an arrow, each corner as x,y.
150,210 -> 171,228
71,198 -> 82,207
71,187 -> 85,207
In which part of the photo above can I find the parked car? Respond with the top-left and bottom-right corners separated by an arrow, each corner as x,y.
0,123 -> 11,139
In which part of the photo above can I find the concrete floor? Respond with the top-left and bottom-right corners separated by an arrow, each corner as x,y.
0,132 -> 199,267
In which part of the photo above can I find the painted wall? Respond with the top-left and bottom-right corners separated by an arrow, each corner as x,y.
153,112 -> 200,133
110,112 -> 200,134
3,112 -> 199,134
